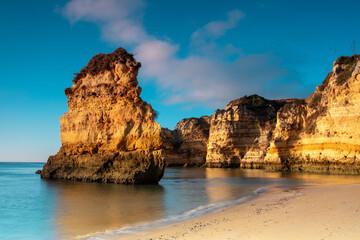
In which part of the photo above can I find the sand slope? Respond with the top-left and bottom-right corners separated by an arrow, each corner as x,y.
122,184 -> 360,240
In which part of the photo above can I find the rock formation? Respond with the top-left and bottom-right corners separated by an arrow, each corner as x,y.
41,50 -> 360,177
41,48 -> 164,184
205,95 -> 294,167
264,55 -> 360,174
173,55 -> 360,174
162,116 -> 210,166
202,55 -> 360,174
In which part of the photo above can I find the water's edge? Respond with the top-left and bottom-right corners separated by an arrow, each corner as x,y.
74,187 -> 268,240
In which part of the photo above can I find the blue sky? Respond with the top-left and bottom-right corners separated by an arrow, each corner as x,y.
0,0 -> 359,162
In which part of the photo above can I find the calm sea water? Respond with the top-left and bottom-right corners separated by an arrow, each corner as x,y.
2,162 -> 360,240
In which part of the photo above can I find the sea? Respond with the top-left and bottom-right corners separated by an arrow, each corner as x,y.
1,162 -> 360,240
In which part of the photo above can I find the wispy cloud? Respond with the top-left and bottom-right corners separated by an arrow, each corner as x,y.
191,10 -> 245,45
62,0 -> 147,44
62,0 -> 306,107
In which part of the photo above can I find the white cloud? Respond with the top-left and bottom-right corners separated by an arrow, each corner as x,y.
62,1 -> 305,108
192,9 -> 245,44
62,0 -> 147,44
137,50 -> 287,107
102,20 -> 149,44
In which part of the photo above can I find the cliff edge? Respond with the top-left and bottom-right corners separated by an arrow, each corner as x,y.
170,55 -> 360,174
206,95 -> 295,167
41,48 -> 164,184
265,55 -> 360,174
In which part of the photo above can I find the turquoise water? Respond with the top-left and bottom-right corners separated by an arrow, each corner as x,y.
2,162 -> 360,240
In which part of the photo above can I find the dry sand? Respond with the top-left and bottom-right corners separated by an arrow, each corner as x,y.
121,183 -> 360,240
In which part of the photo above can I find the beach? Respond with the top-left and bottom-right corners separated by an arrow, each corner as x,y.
121,183 -> 360,240
3,163 -> 360,240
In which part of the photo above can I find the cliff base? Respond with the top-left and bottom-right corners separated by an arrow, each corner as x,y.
41,150 -> 164,184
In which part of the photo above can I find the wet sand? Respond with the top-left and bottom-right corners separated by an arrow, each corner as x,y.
121,183 -> 360,240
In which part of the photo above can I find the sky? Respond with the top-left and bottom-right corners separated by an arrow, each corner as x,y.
0,0 -> 359,162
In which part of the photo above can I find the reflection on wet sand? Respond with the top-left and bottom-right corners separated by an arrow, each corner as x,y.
282,172 -> 360,186
208,168 -> 360,186
45,168 -> 360,239
205,168 -> 243,179
47,181 -> 165,239
203,168 -> 360,202
239,169 -> 283,179
203,168 -> 273,202
204,168 -> 242,202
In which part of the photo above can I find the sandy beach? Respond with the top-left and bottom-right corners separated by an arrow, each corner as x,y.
121,183 -> 360,240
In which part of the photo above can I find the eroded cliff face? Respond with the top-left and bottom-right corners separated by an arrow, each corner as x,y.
41,48 -> 164,184
162,116 -> 210,166
265,55 -> 360,174
42,51 -> 360,177
205,95 -> 293,167
172,55 -> 360,173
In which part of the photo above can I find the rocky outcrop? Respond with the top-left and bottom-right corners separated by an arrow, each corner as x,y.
205,95 -> 294,167
42,51 -> 360,176
41,48 -> 164,184
264,55 -> 360,174
162,116 -> 210,166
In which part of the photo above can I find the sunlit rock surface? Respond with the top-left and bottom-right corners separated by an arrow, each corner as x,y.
41,48 -> 164,184
162,116 -> 210,167
265,55 -> 360,174
205,95 -> 294,168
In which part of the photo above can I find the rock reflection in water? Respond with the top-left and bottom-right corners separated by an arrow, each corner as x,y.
203,168 -> 269,202
47,181 -> 165,239
44,168 -> 360,239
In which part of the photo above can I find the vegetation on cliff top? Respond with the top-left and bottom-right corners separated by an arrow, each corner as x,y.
72,48 -> 140,84
335,55 -> 359,86
335,55 -> 359,65
231,94 -> 285,112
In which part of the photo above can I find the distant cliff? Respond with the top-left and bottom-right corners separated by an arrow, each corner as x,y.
41,48 -> 164,184
165,55 -> 360,174
206,95 -> 295,168
162,116 -> 210,167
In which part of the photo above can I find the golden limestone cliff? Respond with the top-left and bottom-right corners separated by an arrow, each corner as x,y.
162,116 -> 210,167
41,48 -> 164,184
41,52 -> 360,177
265,55 -> 360,174
205,95 -> 295,167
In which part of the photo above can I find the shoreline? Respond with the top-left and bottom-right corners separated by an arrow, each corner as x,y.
77,186 -> 266,240
119,183 -> 360,240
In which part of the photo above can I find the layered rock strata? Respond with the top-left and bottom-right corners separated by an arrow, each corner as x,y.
205,95 -> 294,167
264,55 -> 360,174
162,116 -> 210,166
41,48 -> 164,184
167,55 -> 360,174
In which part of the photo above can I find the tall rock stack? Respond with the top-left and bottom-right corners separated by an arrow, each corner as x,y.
41,48 -> 164,184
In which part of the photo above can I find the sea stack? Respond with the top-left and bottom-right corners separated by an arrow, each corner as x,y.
41,48 -> 164,184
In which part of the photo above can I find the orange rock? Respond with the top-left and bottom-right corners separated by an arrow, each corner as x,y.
41,48 -> 164,184
265,55 -> 360,174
